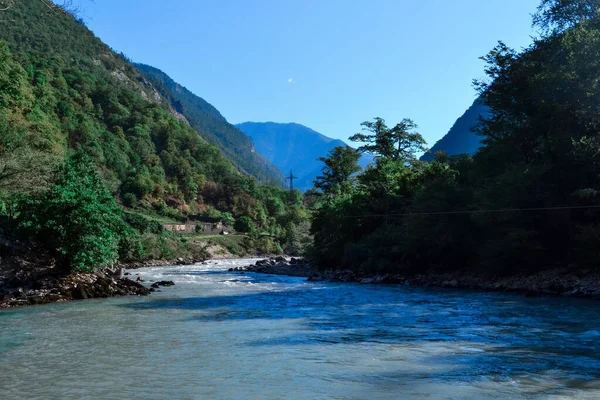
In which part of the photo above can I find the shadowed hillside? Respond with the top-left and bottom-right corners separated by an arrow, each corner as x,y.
420,99 -> 489,161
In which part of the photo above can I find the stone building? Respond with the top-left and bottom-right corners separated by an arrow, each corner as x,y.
163,217 -> 233,235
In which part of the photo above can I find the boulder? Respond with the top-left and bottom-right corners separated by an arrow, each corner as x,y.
154,280 -> 175,287
72,286 -> 88,300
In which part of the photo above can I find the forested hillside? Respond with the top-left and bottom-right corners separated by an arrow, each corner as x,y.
310,0 -> 600,277
236,122 -> 373,192
0,0 -> 232,205
420,98 -> 489,161
134,64 -> 283,184
0,0 -> 305,271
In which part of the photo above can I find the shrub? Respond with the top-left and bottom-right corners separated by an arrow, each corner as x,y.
123,212 -> 164,234
18,154 -> 129,272
234,216 -> 255,233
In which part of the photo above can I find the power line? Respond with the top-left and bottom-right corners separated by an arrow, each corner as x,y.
285,170 -> 298,191
341,204 -> 600,219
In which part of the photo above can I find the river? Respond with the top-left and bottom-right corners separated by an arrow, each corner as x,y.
1,258 -> 600,399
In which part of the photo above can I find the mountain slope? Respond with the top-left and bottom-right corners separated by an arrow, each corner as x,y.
0,1 -> 278,220
134,64 -> 283,184
420,98 -> 490,161
236,122 -> 373,192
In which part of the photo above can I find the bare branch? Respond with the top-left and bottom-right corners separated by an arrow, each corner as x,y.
0,0 -> 14,12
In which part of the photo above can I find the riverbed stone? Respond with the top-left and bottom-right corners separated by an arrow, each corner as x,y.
154,280 -> 175,287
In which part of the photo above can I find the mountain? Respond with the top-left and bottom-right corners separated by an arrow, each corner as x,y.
0,1 -> 232,206
0,1 -> 291,224
420,98 -> 490,161
134,64 -> 283,184
236,122 -> 373,192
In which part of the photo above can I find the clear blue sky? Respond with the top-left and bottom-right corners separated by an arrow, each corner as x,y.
80,0 -> 540,147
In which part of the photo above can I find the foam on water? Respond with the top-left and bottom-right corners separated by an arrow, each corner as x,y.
1,258 -> 600,399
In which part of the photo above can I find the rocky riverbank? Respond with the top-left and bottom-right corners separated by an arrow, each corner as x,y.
231,256 -> 314,277
0,233 -> 182,309
118,257 -> 204,270
236,257 -> 600,300
0,267 -> 153,309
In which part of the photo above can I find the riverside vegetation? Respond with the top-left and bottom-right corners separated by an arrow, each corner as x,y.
3,0 -> 600,306
306,0 -> 600,289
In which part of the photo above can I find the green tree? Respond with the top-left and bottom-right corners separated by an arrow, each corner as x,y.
533,0 -> 600,34
349,117 -> 427,163
309,188 -> 369,267
234,216 -> 255,234
17,154 -> 131,272
221,212 -> 235,227
314,146 -> 362,196
283,221 -> 301,255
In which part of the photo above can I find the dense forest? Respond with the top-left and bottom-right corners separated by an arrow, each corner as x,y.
0,0 -> 307,272
309,0 -> 600,276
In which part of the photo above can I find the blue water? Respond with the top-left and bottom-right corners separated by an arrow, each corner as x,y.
1,258 -> 600,399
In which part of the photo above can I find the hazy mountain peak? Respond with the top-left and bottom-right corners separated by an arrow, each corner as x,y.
236,122 -> 373,191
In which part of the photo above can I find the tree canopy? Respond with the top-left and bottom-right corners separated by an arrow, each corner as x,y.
533,0 -> 600,34
17,154 -> 135,271
349,118 -> 426,163
313,146 -> 362,196
309,1 -> 600,275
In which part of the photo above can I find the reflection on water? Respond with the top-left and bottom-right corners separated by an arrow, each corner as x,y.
1,258 -> 600,399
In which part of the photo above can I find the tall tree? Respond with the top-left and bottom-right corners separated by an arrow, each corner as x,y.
349,118 -> 427,163
17,154 -> 135,272
313,146 -> 361,195
533,0 -> 600,34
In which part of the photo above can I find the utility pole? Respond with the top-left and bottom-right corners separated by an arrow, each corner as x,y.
285,169 -> 298,191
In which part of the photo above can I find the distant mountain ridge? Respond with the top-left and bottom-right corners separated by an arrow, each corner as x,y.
236,122 -> 373,192
135,63 -> 284,184
420,98 -> 490,161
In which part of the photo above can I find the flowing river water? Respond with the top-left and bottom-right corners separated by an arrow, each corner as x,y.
1,258 -> 600,399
